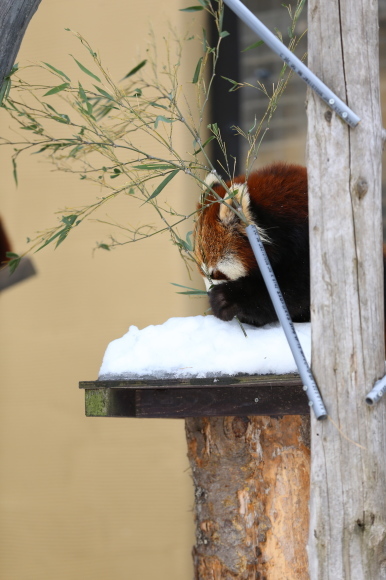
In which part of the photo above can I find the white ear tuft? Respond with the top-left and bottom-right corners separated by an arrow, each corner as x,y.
219,183 -> 250,224
203,171 -> 221,191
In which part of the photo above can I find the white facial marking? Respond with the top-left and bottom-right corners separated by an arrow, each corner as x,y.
201,256 -> 247,290
217,256 -> 247,280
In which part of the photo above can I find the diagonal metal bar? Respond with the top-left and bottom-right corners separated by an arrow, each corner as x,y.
223,0 -> 361,128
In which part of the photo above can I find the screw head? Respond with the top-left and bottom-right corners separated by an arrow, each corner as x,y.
329,98 -> 335,105
342,112 -> 348,118
254,398 -> 259,403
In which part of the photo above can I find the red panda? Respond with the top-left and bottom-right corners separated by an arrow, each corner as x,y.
194,162 -> 312,326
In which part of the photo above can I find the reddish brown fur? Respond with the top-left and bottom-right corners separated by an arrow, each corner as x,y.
195,163 -> 308,276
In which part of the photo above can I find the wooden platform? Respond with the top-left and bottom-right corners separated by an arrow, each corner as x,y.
79,374 -> 309,418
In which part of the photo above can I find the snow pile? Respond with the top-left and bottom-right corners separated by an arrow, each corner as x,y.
98,315 -> 311,379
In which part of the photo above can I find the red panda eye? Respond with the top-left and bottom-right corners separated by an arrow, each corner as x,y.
211,270 -> 229,281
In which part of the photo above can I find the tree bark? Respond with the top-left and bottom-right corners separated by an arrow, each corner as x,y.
307,0 -> 386,578
186,415 -> 311,579
0,0 -> 42,89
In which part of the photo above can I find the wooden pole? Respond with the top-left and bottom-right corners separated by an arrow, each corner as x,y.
0,0 -> 42,89
307,0 -> 386,577
185,415 -> 311,579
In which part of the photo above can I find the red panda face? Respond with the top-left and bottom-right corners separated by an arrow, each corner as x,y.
194,176 -> 265,290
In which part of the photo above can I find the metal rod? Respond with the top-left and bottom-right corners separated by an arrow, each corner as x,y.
245,224 -> 327,420
365,374 -> 386,406
222,0 -> 361,128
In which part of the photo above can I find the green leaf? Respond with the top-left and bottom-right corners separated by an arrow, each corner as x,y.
78,82 -> 94,117
6,253 -> 21,274
220,30 -> 230,38
12,158 -> 18,186
242,40 -> 264,52
221,76 -> 241,92
110,168 -> 121,179
52,114 -> 71,124
69,144 -> 83,157
97,243 -> 110,251
192,57 -> 203,84
71,56 -> 101,82
144,169 -> 179,203
185,231 -> 193,251
154,115 -> 176,128
61,214 -> 78,226
193,135 -> 215,154
7,63 -> 19,77
43,82 -> 70,96
180,5 -> 204,11
43,62 -> 70,81
149,101 -> 169,110
133,163 -> 176,170
93,85 -> 115,100
122,59 -> 147,80
170,283 -> 207,295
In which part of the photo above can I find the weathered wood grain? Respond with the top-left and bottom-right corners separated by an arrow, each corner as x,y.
307,0 -> 386,577
80,374 -> 309,418
0,0 -> 42,89
186,415 -> 311,579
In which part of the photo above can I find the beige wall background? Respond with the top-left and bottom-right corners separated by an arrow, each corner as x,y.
0,1 -> 205,579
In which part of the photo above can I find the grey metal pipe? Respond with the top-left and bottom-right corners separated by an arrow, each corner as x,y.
365,374 -> 386,405
223,0 -> 360,128
246,224 -> 327,420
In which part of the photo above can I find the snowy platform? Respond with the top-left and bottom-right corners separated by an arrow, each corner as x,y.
80,316 -> 311,418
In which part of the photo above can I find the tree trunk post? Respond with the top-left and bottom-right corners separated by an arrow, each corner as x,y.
0,0 -> 43,89
307,0 -> 386,577
186,415 -> 311,579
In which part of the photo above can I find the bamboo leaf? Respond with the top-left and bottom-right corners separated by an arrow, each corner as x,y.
6,252 -> 21,274
122,59 -> 147,80
44,82 -> 70,96
43,62 -> 71,81
170,283 -> 207,295
133,163 -> 176,170
192,57 -> 203,84
180,5 -> 204,11
144,169 -> 179,203
12,158 -> 18,186
242,40 -> 264,52
78,82 -> 94,116
93,85 -> 115,100
193,135 -> 215,154
154,115 -> 176,128
71,56 -> 101,82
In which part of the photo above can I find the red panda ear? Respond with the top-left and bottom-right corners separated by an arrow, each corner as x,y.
203,171 -> 221,190
219,183 -> 250,225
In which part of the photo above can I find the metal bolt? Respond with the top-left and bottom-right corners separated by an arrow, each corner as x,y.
342,112 -> 348,118
329,98 -> 335,105
303,385 -> 308,391
254,398 -> 259,403
309,401 -> 314,407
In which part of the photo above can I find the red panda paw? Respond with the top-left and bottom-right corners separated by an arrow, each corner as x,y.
209,284 -> 240,322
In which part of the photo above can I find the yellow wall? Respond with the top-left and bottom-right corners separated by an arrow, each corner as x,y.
0,1 -> 205,579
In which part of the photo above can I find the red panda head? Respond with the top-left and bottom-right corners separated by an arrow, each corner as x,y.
194,173 -> 265,290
